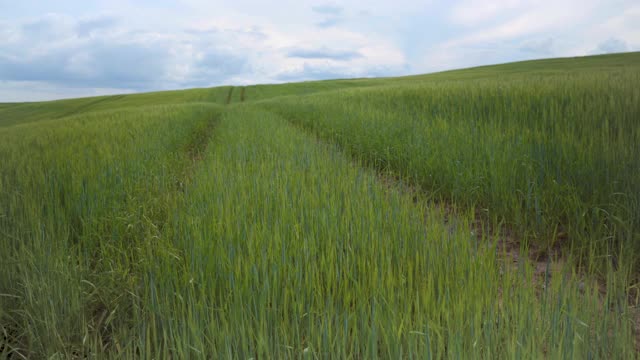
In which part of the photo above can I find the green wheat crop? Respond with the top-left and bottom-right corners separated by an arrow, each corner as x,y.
0,52 -> 638,358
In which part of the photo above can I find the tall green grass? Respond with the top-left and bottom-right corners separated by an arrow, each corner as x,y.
0,52 -> 638,357
0,87 -> 231,128
0,104 -> 220,357
3,104 -> 634,358
265,67 -> 640,273
134,108 -> 633,358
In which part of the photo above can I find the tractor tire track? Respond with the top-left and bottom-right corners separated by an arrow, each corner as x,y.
225,87 -> 234,105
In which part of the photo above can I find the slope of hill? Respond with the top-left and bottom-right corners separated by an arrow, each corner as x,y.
1,52 -> 638,358
6,52 -> 637,127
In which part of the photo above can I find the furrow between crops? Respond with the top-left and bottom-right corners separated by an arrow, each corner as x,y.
274,109 -> 563,286
262,74 -> 640,280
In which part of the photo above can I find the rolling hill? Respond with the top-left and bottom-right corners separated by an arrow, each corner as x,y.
1,52 -> 639,358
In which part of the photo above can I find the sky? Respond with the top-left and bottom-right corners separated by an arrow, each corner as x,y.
1,0 -> 639,101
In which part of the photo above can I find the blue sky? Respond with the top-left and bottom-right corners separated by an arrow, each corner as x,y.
1,0 -> 638,101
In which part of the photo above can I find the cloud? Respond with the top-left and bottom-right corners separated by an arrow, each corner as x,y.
0,11 -> 407,100
75,16 -> 118,37
519,37 -> 554,55
0,80 -> 134,102
276,64 -> 352,81
593,37 -> 629,54
416,0 -> 624,73
450,0 -> 523,26
287,47 -> 362,61
572,6 -> 640,55
4,0 -> 638,102
311,4 -> 343,15
316,17 -> 342,28
0,42 -> 174,89
276,62 -> 407,81
312,3 -> 344,28
19,13 -> 73,43
456,0 -> 596,45
275,62 -> 396,82
0,52 -> 71,84
76,42 -> 172,88
0,15 -> 249,91
186,49 -> 249,86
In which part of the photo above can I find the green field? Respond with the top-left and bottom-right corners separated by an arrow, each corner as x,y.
1,52 -> 639,358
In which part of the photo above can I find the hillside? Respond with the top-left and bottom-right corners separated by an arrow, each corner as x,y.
1,52 -> 639,358
5,52 -> 638,126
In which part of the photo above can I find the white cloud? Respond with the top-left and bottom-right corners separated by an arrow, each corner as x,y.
519,37 -> 554,55
1,1 -> 639,101
0,80 -> 134,102
587,5 -> 640,52
455,0 -> 597,44
0,10 -> 407,100
450,0 -> 524,26
593,38 -> 629,54
418,0 -> 638,72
